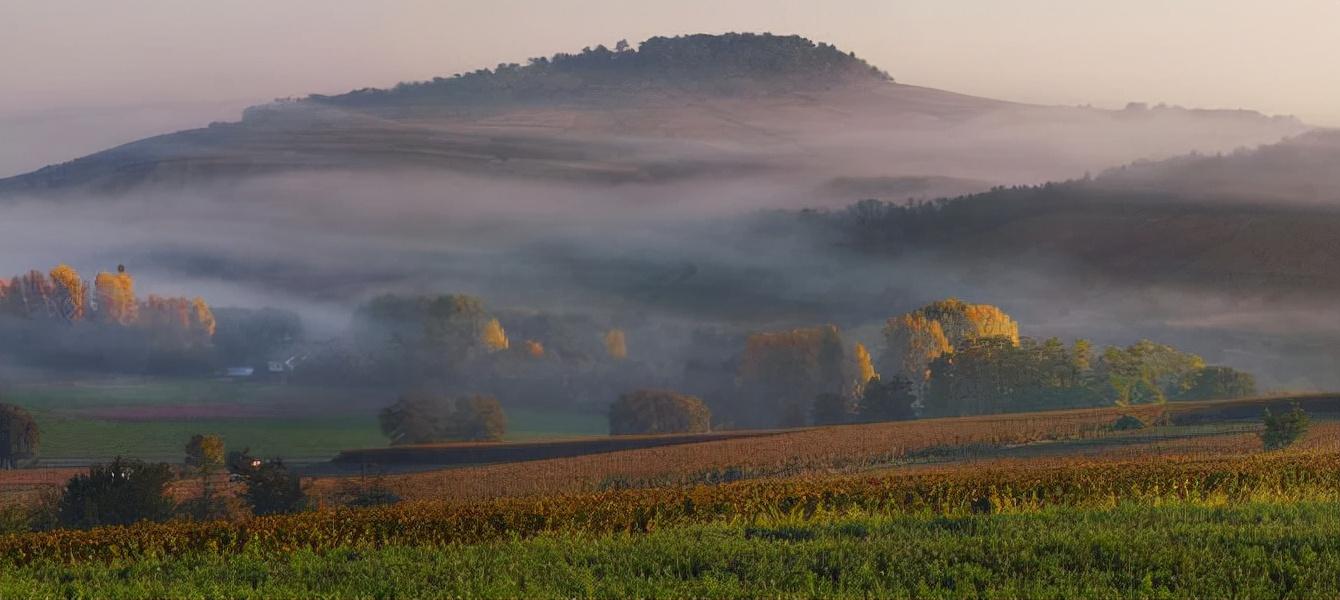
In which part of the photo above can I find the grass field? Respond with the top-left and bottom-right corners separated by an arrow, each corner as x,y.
4,378 -> 606,462
3,501 -> 1336,598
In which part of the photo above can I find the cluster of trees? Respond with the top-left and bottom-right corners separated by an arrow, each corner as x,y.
378,392 -> 507,445
307,33 -> 890,109
0,264 -> 228,373
0,264 -> 214,339
5,433 -> 309,532
609,390 -> 711,435
872,300 -> 1257,418
733,325 -> 875,428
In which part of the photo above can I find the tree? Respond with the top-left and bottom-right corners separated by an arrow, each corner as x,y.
1261,404 -> 1309,450
354,294 -> 493,383
452,394 -> 507,441
857,375 -> 917,422
185,434 -> 225,470
94,267 -> 138,325
1178,366 -> 1257,401
0,403 -> 39,469
604,328 -> 628,360
1094,340 -> 1204,405
379,391 -> 507,444
811,392 -> 855,426
48,264 -> 87,321
479,318 -> 509,352
240,459 -> 306,516
57,457 -> 175,529
181,434 -> 227,520
736,325 -> 859,427
609,389 -> 711,435
879,299 -> 1018,393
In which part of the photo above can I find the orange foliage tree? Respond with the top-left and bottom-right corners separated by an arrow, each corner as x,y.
604,329 -> 628,360
880,298 -> 1018,390
94,268 -> 138,325
48,264 -> 87,322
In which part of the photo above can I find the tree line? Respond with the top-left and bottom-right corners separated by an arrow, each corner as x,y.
0,264 -> 302,375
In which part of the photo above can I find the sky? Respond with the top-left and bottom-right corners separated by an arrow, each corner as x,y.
2,0 -> 1337,176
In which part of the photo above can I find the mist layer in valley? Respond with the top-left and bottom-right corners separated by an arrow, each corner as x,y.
1,34 -> 1336,395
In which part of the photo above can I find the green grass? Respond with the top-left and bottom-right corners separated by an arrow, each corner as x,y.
2,501 -> 1338,598
6,378 -> 607,461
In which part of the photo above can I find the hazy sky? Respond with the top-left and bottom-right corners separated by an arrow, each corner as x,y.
2,0 -> 1337,175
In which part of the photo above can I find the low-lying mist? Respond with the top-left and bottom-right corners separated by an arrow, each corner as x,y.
4,158 -> 1340,391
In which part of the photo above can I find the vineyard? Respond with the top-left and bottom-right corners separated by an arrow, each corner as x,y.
7,446 -> 1340,565
3,395 -> 1339,597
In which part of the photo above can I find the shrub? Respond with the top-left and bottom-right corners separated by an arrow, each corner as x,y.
1261,404 -> 1309,450
56,457 -> 175,529
240,459 -> 307,516
609,389 -> 711,435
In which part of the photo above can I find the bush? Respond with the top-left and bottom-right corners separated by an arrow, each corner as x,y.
1261,404 -> 1309,450
57,457 -> 175,529
240,459 -> 307,516
609,389 -> 711,435
1111,415 -> 1147,431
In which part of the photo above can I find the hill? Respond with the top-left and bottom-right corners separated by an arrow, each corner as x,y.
821,129 -> 1340,293
0,34 -> 1307,198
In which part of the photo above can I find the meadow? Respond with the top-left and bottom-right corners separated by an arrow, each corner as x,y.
5,378 -> 606,462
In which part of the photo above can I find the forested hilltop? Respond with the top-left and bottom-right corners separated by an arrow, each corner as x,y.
305,33 -> 891,109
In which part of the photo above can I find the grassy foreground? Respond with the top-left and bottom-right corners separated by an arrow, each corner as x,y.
2,501 -> 1337,598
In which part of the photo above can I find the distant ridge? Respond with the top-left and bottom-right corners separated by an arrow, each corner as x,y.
0,33 -> 1310,197
306,33 -> 891,109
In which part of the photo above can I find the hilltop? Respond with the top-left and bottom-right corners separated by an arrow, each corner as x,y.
0,33 -> 1306,198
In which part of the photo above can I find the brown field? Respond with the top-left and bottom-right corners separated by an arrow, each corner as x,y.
6,394 -> 1334,510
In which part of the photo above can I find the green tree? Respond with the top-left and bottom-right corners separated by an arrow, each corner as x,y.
0,403 -> 39,469
57,457 -> 175,529
857,375 -> 917,422
1261,404 -> 1309,450
610,389 -> 712,435
1178,366 -> 1257,401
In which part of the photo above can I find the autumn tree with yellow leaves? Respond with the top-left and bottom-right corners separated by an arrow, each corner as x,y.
880,298 -> 1018,390
94,267 -> 138,325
